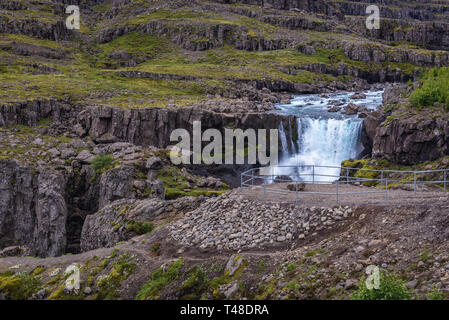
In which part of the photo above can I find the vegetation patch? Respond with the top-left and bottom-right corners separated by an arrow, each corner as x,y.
90,154 -> 116,173
0,270 -> 43,300
351,270 -> 412,300
136,259 -> 184,300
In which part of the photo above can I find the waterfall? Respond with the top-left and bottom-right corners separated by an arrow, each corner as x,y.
278,122 -> 289,154
271,90 -> 383,183
274,118 -> 363,183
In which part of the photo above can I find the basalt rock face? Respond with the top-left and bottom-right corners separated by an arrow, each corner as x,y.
364,85 -> 449,164
0,160 -> 68,257
0,100 -> 78,127
80,196 -> 204,251
98,19 -> 295,51
372,116 -> 449,165
98,166 -> 135,209
0,160 -> 36,252
77,105 -> 296,149
32,170 -> 68,257
0,17 -> 71,41
215,0 -> 336,15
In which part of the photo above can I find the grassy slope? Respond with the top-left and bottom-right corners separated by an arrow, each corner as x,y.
0,0 -> 442,108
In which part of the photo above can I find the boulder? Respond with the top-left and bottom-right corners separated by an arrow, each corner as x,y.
349,93 -> 366,100
146,157 -> 162,170
344,103 -> 360,115
287,182 -> 306,191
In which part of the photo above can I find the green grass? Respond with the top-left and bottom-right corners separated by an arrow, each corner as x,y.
157,165 -> 229,200
126,221 -> 154,235
410,67 -> 449,110
136,259 -> 184,300
90,154 -> 116,173
0,270 -> 43,300
351,270 -> 412,300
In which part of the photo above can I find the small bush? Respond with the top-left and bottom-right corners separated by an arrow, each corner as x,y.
0,271 -> 42,300
126,221 -> 153,235
136,259 -> 184,300
410,67 -> 449,110
351,270 -> 412,300
90,154 -> 116,173
426,286 -> 446,300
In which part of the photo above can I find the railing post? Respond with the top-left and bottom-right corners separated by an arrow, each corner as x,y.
414,172 -> 417,196
240,172 -> 243,193
336,180 -> 339,204
313,165 -> 315,185
251,169 -> 254,187
346,168 -> 349,185
444,170 -> 447,193
385,178 -> 388,201
295,181 -> 298,204
264,180 -> 267,202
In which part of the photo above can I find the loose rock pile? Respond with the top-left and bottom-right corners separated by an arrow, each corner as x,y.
170,191 -> 354,250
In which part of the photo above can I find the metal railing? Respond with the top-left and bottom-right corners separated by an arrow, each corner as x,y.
240,165 -> 449,203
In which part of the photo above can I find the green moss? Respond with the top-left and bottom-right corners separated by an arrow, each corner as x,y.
94,252 -> 137,300
0,271 -> 43,300
136,259 -> 184,300
181,266 -> 210,300
126,221 -> 154,235
90,154 -> 116,173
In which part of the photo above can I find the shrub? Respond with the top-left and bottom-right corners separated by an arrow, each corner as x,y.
351,270 -> 412,300
410,67 -> 449,110
426,286 -> 446,300
0,271 -> 42,300
90,154 -> 116,173
136,259 -> 184,300
126,221 -> 153,235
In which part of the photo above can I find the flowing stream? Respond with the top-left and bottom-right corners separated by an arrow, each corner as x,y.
270,90 -> 384,183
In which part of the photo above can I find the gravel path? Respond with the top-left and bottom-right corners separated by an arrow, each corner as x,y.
240,183 -> 448,207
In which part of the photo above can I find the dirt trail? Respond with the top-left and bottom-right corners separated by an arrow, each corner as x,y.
240,183 -> 448,207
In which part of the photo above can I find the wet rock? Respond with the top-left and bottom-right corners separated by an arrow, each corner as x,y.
344,103 -> 360,115
349,93 -> 367,100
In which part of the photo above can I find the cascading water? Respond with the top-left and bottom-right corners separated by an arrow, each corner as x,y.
278,122 -> 289,154
270,90 -> 384,183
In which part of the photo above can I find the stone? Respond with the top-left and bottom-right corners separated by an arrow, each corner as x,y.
76,150 -> 94,163
328,106 -> 341,113
287,182 -> 305,191
225,255 -> 243,276
223,282 -> 239,299
35,289 -> 46,299
344,279 -> 358,290
146,157 -> 162,170
407,279 -> 418,289
83,287 -> 93,295
344,103 -> 360,115
349,93 -> 366,100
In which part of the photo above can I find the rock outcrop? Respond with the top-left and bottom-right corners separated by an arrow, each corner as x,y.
0,159 -> 68,257
80,196 -> 204,251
